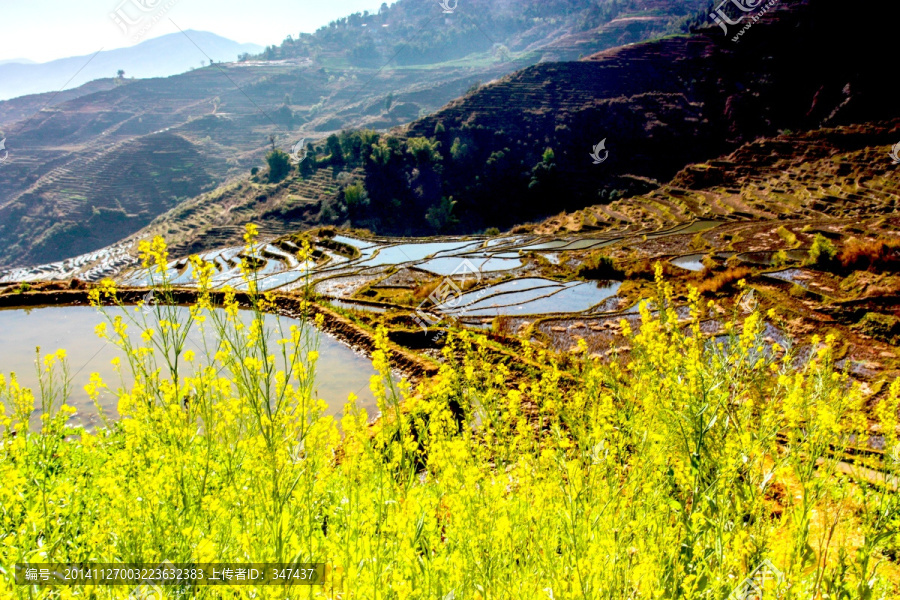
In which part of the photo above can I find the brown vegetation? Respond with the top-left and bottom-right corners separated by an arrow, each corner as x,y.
839,238 -> 900,273
696,267 -> 754,295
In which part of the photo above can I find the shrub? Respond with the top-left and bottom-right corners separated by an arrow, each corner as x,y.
776,225 -> 798,247
691,232 -> 710,250
773,249 -> 789,267
577,252 -> 624,280
265,149 -> 292,182
838,237 -> 900,272
853,312 -> 900,344
789,283 -> 808,298
807,233 -> 837,268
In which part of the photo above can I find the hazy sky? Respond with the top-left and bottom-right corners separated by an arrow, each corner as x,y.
0,0 -> 391,63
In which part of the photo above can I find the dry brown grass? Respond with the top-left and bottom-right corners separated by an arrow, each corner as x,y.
697,266 -> 754,295
839,237 -> 900,273
413,279 -> 442,301
624,259 -> 679,280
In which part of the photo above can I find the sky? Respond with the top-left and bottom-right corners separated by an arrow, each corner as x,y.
0,0 -> 391,63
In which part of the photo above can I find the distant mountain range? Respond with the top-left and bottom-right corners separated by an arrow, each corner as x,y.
0,31 -> 262,101
0,58 -> 37,66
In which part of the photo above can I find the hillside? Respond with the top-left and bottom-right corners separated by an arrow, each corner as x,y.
131,0 -> 899,251
534,119 -> 900,235
0,0 -> 702,269
387,0 -> 897,233
0,79 -> 122,128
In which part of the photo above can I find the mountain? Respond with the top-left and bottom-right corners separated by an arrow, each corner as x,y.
0,58 -> 36,66
124,0 -> 900,254
0,31 -> 263,101
340,0 -> 900,235
0,0 -> 705,269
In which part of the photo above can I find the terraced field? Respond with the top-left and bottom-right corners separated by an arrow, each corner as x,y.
535,120 -> 900,235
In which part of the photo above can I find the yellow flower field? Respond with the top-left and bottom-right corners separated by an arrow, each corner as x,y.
1,232 -> 898,599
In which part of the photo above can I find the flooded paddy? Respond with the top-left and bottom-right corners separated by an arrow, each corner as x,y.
670,254 -> 707,272
359,241 -> 480,267
416,255 -> 523,275
0,305 -> 381,427
447,281 -> 621,317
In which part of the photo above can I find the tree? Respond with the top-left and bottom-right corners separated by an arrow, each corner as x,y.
298,150 -> 316,178
339,129 -> 379,167
116,69 -> 125,79
406,137 -> 441,165
343,182 -> 369,215
807,233 -> 837,268
384,92 -> 394,113
542,147 -> 555,164
370,136 -> 402,167
426,196 -> 458,233
266,149 -> 292,183
326,134 -> 344,165
528,147 -> 557,194
450,137 -> 470,162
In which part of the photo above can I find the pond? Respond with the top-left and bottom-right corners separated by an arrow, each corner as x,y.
670,254 -> 707,272
0,306 -> 381,427
446,281 -> 621,316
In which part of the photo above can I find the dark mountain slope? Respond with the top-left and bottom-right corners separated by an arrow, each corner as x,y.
533,118 -> 900,234
351,0 -> 897,234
